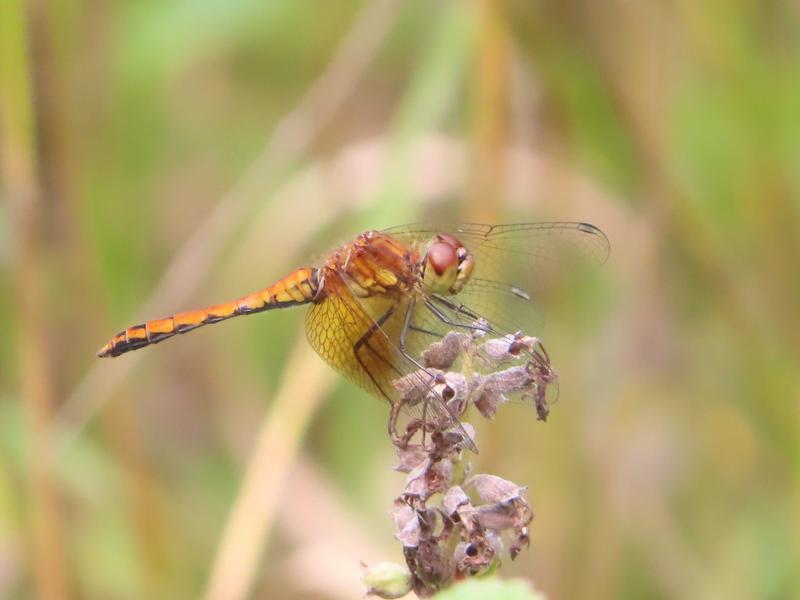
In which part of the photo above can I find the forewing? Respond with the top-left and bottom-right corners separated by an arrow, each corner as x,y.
383,222 -> 609,337
383,222 -> 610,266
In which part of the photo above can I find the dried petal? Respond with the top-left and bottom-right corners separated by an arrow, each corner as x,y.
477,333 -> 540,365
392,373 -> 426,406
484,365 -> 536,394
393,370 -> 439,406
478,337 -> 517,363
443,372 -> 469,416
510,526 -> 530,559
509,334 -> 539,355
432,457 -> 452,486
441,486 -> 470,516
394,444 -> 427,473
391,501 -> 421,548
404,458 -> 433,499
472,373 -> 508,419
422,332 -> 464,369
468,474 -> 526,504
475,500 -> 526,531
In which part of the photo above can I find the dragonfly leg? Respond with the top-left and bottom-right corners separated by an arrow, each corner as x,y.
397,298 -> 431,446
398,299 -> 445,375
397,297 -> 416,353
388,399 -> 426,449
350,304 -> 421,447
424,297 -> 491,334
353,304 -> 402,390
429,295 -> 488,324
396,299 -> 477,450
408,324 -> 443,339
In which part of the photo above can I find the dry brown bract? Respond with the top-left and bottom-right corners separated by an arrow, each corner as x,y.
365,322 -> 555,598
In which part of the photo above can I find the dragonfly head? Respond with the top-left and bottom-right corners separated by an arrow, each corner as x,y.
422,233 -> 475,295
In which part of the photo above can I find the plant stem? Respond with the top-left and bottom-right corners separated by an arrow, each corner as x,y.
0,1 -> 69,597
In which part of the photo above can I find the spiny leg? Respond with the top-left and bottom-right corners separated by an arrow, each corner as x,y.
408,324 -> 443,339
349,298 -> 477,452
428,294 -> 485,323
353,304 -> 402,392
397,298 -> 430,446
424,298 -> 491,335
397,298 -> 473,449
430,292 -> 556,417
350,304 -> 411,446
429,293 -> 543,359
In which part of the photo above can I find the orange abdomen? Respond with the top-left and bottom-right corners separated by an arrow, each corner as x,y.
97,267 -> 319,358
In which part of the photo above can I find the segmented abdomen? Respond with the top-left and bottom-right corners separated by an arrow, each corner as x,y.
97,267 -> 319,357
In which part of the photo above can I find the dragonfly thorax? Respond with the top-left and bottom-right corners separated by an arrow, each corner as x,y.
421,233 -> 474,295
327,231 -> 419,298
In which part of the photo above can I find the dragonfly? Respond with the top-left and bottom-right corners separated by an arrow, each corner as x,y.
97,222 -> 610,451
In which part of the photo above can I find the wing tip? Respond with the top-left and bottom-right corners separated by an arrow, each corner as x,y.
577,222 -> 611,263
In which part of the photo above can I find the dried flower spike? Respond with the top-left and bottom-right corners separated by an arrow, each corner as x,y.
369,326 -> 554,598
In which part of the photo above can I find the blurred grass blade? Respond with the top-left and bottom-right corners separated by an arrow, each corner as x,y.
0,1 -> 68,597
370,0 -> 474,221
203,332 -> 336,600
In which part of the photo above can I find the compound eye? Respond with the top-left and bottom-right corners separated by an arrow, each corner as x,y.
427,242 -> 458,276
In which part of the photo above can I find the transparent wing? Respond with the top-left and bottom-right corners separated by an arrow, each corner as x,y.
383,222 -> 610,337
383,221 -> 610,266
383,222 -> 609,411
305,272 -> 477,452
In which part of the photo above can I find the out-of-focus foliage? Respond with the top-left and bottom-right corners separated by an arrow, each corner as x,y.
434,578 -> 546,600
0,0 -> 798,598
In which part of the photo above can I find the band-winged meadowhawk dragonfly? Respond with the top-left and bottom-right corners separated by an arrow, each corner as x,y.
98,222 -> 609,451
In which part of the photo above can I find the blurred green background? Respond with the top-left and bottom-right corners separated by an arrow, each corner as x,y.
1,0 -> 798,598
